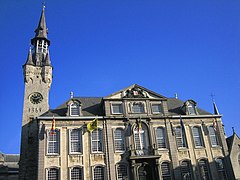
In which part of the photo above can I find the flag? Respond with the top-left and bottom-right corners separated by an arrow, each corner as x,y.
180,115 -> 185,131
213,120 -> 217,131
50,116 -> 56,135
87,118 -> 98,132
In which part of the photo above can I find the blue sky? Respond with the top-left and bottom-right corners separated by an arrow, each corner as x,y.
0,0 -> 239,154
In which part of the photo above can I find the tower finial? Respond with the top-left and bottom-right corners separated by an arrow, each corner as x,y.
174,93 -> 178,99
232,127 -> 235,134
42,1 -> 46,10
70,92 -> 74,98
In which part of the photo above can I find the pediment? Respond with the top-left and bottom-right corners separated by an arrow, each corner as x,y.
104,84 -> 166,100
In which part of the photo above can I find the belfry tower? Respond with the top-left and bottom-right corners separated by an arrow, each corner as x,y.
19,6 -> 52,179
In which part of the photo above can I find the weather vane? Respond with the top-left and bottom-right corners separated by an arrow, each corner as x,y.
210,93 -> 215,103
42,1 -> 46,9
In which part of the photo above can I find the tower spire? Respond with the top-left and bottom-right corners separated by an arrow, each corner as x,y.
211,94 -> 220,115
25,47 -> 34,65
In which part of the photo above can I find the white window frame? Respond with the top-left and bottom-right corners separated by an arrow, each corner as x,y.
70,166 -> 83,180
47,129 -> 60,155
156,127 -> 166,149
114,128 -> 125,152
91,129 -> 103,153
188,103 -> 196,115
93,165 -> 105,180
69,128 -> 82,154
208,126 -> 219,147
133,123 -> 149,155
70,103 -> 80,116
46,167 -> 60,180
116,163 -> 128,180
111,103 -> 123,114
175,126 -> 187,148
191,126 -> 204,148
151,103 -> 162,114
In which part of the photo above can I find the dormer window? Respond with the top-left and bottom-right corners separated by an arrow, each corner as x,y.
70,103 -> 80,116
182,100 -> 198,115
111,103 -> 123,114
151,103 -> 162,114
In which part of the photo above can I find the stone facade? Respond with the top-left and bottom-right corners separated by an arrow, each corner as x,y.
0,153 -> 19,180
19,7 -> 236,180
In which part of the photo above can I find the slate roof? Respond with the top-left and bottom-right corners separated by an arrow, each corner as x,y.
41,96 -> 211,117
41,97 -> 103,117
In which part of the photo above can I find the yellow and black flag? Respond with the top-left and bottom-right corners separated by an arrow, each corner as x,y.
87,118 -> 98,132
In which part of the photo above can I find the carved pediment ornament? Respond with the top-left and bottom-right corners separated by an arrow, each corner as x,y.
123,87 -> 148,98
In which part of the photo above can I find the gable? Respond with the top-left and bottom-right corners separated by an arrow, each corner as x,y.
104,84 -> 166,100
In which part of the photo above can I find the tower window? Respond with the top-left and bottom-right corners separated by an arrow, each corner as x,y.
47,130 -> 60,155
93,166 -> 105,180
91,129 -> 103,153
156,127 -> 166,149
116,164 -> 128,180
69,129 -> 82,154
70,167 -> 83,180
114,128 -> 125,152
133,123 -> 149,155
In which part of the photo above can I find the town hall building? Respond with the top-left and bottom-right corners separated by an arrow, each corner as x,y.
19,6 -> 238,180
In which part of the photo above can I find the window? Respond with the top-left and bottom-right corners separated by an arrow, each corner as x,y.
152,104 -> 162,114
91,129 -> 103,153
70,103 -> 80,116
114,128 -> 125,152
188,104 -> 196,115
47,130 -> 60,155
215,158 -> 227,179
199,159 -> 210,180
47,168 -> 59,180
117,164 -> 128,180
238,154 -> 240,166
112,104 -> 123,114
132,103 -> 145,113
175,126 -> 187,148
93,166 -> 105,180
133,123 -> 149,155
70,129 -> 82,153
156,127 -> 166,148
192,126 -> 204,148
70,167 -> 83,180
208,126 -> 218,147
161,162 -> 171,180
180,160 -> 193,180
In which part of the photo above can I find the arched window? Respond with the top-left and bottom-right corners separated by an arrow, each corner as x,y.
192,126 -> 204,148
70,103 -> 80,116
70,167 -> 83,180
47,129 -> 60,155
114,128 -> 125,152
156,127 -> 166,148
199,159 -> 210,180
215,158 -> 227,179
208,126 -> 218,147
93,166 -> 105,180
47,168 -> 59,180
161,162 -> 171,180
133,123 -> 149,155
180,160 -> 193,180
91,129 -> 103,153
175,126 -> 187,148
69,129 -> 82,153
116,164 -> 128,180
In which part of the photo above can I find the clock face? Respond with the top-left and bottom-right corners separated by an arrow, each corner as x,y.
29,92 -> 43,104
